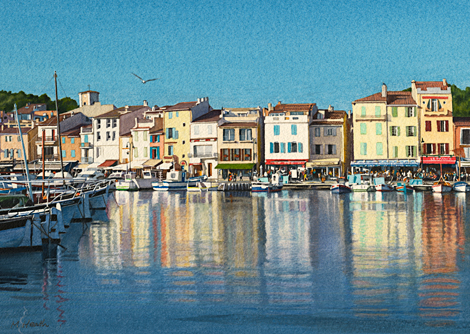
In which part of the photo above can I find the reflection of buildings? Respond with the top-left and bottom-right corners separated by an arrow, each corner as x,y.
419,194 -> 464,321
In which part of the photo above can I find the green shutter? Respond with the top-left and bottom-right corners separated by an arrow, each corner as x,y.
392,107 -> 398,117
394,146 -> 398,158
375,106 -> 381,117
360,123 -> 367,135
376,123 -> 382,135
361,106 -> 366,116
376,142 -> 383,155
397,127 -> 400,136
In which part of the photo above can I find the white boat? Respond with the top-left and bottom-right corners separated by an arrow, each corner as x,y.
373,177 -> 394,192
252,173 -> 283,192
116,172 -> 139,191
74,169 -> 105,185
453,181 -> 470,192
350,183 -> 375,192
432,179 -> 453,193
152,170 -> 189,191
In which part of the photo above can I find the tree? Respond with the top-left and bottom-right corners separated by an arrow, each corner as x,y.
0,90 -> 78,113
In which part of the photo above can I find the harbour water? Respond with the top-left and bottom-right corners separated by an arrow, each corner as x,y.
1,190 -> 470,333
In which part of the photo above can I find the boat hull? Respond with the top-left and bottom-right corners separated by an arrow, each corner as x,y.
432,184 -> 453,193
331,184 -> 351,194
152,181 -> 188,191
375,184 -> 394,192
453,181 -> 470,192
0,216 -> 30,248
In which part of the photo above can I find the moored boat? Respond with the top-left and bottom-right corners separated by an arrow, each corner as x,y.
432,179 -> 452,193
374,177 -> 394,192
331,183 -> 351,194
453,181 -> 470,192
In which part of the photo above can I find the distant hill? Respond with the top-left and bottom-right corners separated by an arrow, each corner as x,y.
0,90 -> 78,114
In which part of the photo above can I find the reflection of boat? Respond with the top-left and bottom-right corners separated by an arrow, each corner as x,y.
116,172 -> 139,191
432,179 -> 452,193
453,181 -> 470,192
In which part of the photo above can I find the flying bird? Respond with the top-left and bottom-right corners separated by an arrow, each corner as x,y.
132,73 -> 160,84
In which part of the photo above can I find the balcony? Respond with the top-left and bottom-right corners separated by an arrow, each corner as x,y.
37,154 -> 59,161
188,152 -> 218,159
36,137 -> 58,146
81,142 -> 92,148
81,157 -> 94,163
357,115 -> 387,122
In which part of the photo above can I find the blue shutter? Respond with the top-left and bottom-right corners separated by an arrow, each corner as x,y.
288,142 -> 292,153
166,128 -> 169,139
175,130 -> 179,139
71,150 -> 76,158
270,142 -> 274,153
157,147 -> 160,159
280,143 -> 285,153
298,142 -> 303,153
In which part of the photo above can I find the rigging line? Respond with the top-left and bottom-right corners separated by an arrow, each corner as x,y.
38,75 -> 55,96
57,78 -> 69,99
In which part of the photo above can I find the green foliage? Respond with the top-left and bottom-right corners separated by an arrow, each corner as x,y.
0,90 -> 78,114
451,84 -> 470,117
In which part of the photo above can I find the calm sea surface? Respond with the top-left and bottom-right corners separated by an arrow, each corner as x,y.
1,190 -> 470,333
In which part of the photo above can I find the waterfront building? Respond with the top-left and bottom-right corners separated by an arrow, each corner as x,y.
63,90 -> 116,118
216,107 -> 262,180
411,79 -> 456,170
189,109 -> 221,179
161,98 -> 212,169
308,106 -> 351,177
61,128 -> 81,162
79,124 -> 94,165
452,117 -> 470,171
0,126 -> 36,166
129,118 -> 154,170
351,84 -> 420,170
93,103 -> 149,168
264,102 -> 315,173
149,117 -> 164,162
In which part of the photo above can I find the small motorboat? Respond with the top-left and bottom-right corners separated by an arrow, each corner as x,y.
432,179 -> 452,193
331,183 -> 351,194
373,177 -> 394,192
396,181 -> 413,193
453,181 -> 470,192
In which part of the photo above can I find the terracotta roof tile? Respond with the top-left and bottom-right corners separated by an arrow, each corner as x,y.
354,91 -> 417,105
272,103 -> 316,113
163,101 -> 197,112
193,110 -> 221,123
219,121 -> 257,128
415,81 -> 448,91
0,127 -> 31,134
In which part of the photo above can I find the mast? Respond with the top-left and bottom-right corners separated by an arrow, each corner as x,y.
14,104 -> 34,202
54,71 -> 66,184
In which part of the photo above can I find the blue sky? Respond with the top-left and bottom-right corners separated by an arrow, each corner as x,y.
1,0 -> 469,111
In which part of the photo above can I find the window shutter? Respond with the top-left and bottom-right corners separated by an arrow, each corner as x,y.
361,106 -> 366,116
437,121 -> 441,132
299,142 -> 303,153
392,107 -> 398,117
324,127 -> 328,136
389,126 -> 392,135
445,143 -> 449,154
288,142 -> 292,153
432,143 -> 436,154
270,142 -> 273,153
280,143 -> 285,153
333,128 -> 337,136
427,100 -> 431,109
439,100 -> 442,109
332,145 -> 336,155
175,130 -> 179,139
166,128 -> 169,139
395,146 -> 398,158
413,126 -> 417,136
375,106 -> 381,116
422,144 -> 426,154
445,120 -> 449,131
320,145 -> 323,154
397,127 -> 400,136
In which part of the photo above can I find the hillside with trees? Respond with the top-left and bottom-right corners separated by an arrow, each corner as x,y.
0,90 -> 78,114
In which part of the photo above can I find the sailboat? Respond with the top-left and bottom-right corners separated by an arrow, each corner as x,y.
432,160 -> 452,193
453,148 -> 470,192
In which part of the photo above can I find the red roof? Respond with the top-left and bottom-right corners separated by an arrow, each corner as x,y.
272,103 -> 316,113
354,91 -> 417,105
415,81 -> 449,91
98,160 -> 118,168
164,101 -> 197,112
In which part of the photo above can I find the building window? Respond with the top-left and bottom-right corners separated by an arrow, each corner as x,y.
325,127 -> 336,136
84,135 -> 89,143
106,132 -> 110,141
376,123 -> 382,135
431,99 -> 439,111
360,143 -> 367,155
239,129 -> 252,141
168,145 -> 173,156
291,124 -> 297,135
375,106 -> 381,117
406,146 -> 417,157
243,149 -> 251,161
314,145 -> 322,155
71,138 -> 75,144
71,150 -> 76,158
157,135 -> 160,142
406,107 -> 415,117
314,128 -> 320,137
166,128 -> 178,139
176,111 -> 179,117
112,119 -> 117,128
221,148 -> 229,161
106,119 -> 111,128
437,120 -> 449,132
232,148 -> 241,161
273,142 -> 280,153
169,112 -> 173,119
390,126 -> 400,136
461,129 -> 470,144
376,142 -> 383,155
97,133 -> 101,141
327,144 -> 336,155
274,125 -> 280,136
112,132 -> 116,141
424,143 -> 435,154
361,106 -> 366,117
425,121 -> 431,132
439,143 -> 449,155
288,142 -> 297,153
96,147 -> 100,158
392,107 -> 398,117
392,146 -> 398,158
280,142 -> 285,153
223,129 -> 235,141
62,137 -> 65,144
62,150 -> 66,158
97,119 -> 101,129
360,123 -> 367,135
406,126 -> 416,137
143,131 -> 147,141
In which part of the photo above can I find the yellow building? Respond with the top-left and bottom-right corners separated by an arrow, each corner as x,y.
411,79 -> 453,159
161,98 -> 212,168
352,84 -> 419,168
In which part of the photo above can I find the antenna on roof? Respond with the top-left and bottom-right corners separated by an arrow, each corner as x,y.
88,84 -> 91,91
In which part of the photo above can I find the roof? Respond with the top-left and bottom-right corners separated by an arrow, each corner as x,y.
163,101 -> 197,112
354,91 -> 417,105
327,110 -> 347,119
37,115 -> 68,126
415,81 -> 449,91
79,90 -> 100,94
96,105 -> 148,119
149,118 -> 164,133
272,103 -> 316,113
453,117 -> 470,125
62,128 -> 81,137
193,109 -> 221,123
0,127 -> 31,135
219,121 -> 258,128
17,103 -> 47,114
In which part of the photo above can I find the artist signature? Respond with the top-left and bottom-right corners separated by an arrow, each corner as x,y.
11,319 -> 49,329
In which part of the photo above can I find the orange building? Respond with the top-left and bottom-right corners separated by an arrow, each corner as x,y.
61,128 -> 81,162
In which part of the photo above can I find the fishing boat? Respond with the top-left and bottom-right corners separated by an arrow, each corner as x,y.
396,181 -> 413,193
453,181 -> 470,192
152,169 -> 189,191
331,177 -> 351,194
252,173 -> 283,192
409,178 -> 432,191
116,172 -> 139,191
432,179 -> 452,193
373,177 -> 394,192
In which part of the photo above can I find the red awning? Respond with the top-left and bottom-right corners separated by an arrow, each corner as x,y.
98,159 -> 119,168
265,159 -> 307,166
421,156 -> 456,164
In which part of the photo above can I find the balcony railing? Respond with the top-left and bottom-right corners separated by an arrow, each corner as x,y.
37,155 -> 59,161
37,136 -> 56,142
81,157 -> 94,163
189,152 -> 219,158
81,142 -> 92,148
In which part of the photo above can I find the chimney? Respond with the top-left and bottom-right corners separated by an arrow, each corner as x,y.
125,105 -> 129,112
268,103 -> 273,112
277,101 -> 282,106
143,100 -> 148,107
443,78 -> 448,87
328,105 -> 334,112
381,83 -> 387,98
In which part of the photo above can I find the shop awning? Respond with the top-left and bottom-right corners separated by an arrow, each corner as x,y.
265,159 -> 307,166
142,159 -> 162,168
306,159 -> 340,167
98,159 -> 118,168
157,162 -> 173,170
421,156 -> 456,164
113,164 -> 129,171
351,159 -> 420,167
215,163 -> 255,170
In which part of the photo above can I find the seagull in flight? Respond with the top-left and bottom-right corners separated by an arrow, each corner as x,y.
132,73 -> 160,84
